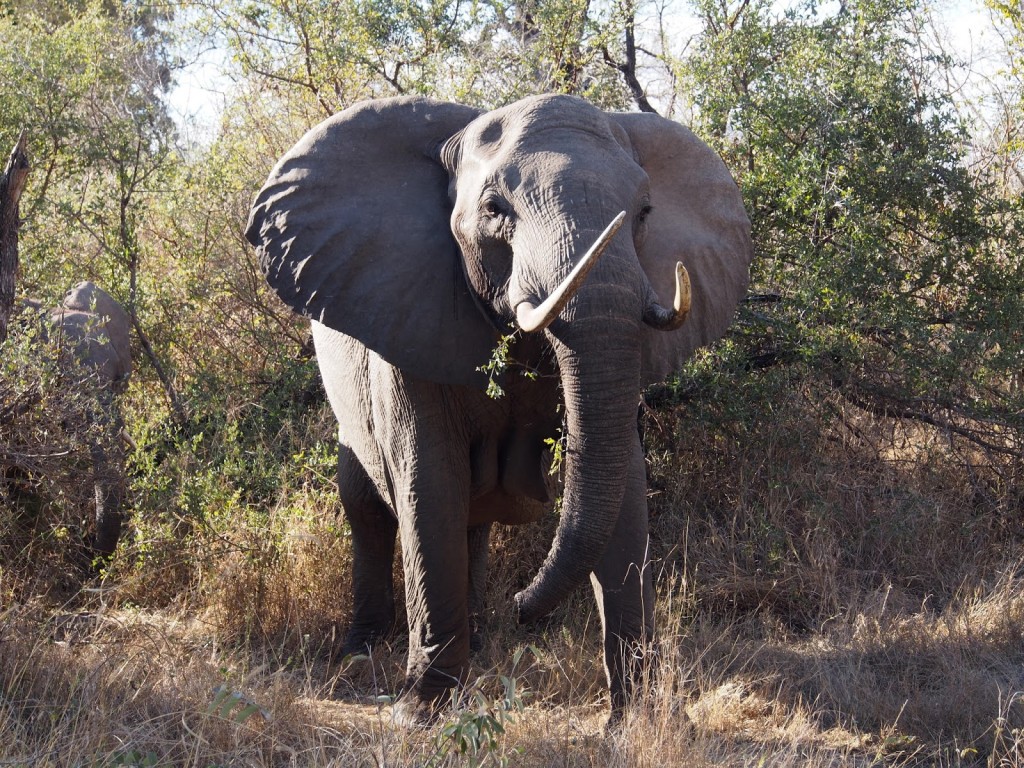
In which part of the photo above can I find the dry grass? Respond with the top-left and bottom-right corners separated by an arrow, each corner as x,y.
3,575 -> 1021,766
2,374 -> 1023,766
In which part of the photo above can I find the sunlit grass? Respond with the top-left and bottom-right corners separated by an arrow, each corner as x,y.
2,568 -> 1022,766
3,376 -> 1023,766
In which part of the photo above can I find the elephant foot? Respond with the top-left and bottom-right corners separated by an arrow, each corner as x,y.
390,664 -> 466,728
604,706 -> 625,735
391,691 -> 446,728
336,621 -> 394,660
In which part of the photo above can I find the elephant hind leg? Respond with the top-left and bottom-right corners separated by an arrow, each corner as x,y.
338,443 -> 397,658
467,522 -> 491,654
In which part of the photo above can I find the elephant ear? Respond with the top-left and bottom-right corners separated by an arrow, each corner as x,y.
610,113 -> 752,386
246,97 -> 497,387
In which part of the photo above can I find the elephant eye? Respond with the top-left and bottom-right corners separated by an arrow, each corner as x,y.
634,203 -> 654,245
481,197 -> 508,220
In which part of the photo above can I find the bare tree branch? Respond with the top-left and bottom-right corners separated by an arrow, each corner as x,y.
602,1 -> 659,114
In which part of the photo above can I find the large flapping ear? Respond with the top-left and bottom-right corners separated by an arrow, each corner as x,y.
246,97 -> 497,388
609,113 -> 752,386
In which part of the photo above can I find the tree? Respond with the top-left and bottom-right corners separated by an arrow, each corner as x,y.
676,0 -> 1024,455
0,1 -> 185,422
190,0 -> 683,119
190,0 -> 469,120
0,131 -> 29,343
985,0 -> 1024,194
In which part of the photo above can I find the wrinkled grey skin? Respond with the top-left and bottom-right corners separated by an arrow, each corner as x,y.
27,282 -> 132,561
246,94 -> 752,724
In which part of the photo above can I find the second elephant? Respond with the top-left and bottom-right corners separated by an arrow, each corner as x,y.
26,281 -> 133,561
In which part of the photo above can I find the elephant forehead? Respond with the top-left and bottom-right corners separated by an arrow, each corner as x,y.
497,93 -> 608,133
474,124 -> 624,162
464,144 -> 644,196
467,101 -> 619,159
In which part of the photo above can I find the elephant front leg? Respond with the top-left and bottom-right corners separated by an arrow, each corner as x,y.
375,379 -> 474,726
88,399 -> 126,566
90,442 -> 125,562
590,431 -> 655,721
393,483 -> 472,725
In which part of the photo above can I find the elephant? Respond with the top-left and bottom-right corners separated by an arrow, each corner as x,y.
246,94 -> 752,724
21,281 -> 133,562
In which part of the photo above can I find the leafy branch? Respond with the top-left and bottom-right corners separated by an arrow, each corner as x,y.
477,331 -> 543,399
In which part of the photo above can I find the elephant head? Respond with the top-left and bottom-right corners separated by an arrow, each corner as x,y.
246,95 -> 751,623
50,281 -> 133,393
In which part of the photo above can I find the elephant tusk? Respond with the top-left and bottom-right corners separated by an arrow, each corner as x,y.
515,211 -> 627,333
642,261 -> 691,331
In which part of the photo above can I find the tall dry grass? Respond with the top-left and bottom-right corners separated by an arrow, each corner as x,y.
4,576 -> 1021,766
2,369 -> 1023,766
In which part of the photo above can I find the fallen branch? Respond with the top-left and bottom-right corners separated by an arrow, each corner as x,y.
833,378 -> 1023,460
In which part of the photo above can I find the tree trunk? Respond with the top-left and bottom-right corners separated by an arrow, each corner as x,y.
0,131 -> 30,344
601,3 -> 659,115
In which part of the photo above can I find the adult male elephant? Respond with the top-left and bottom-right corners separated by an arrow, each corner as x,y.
246,94 -> 752,724
25,281 -> 133,561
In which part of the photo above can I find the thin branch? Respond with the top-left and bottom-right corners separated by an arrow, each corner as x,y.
129,313 -> 189,429
835,379 -> 1022,459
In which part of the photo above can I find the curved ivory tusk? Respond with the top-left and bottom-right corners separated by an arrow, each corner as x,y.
515,211 -> 627,333
642,261 -> 691,331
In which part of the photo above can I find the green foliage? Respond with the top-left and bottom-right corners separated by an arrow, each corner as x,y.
478,332 -> 517,399
984,0 -> 1024,195
678,0 -> 1024,452
122,355 -> 335,599
478,330 -> 545,399
543,433 -> 565,476
0,1 -> 174,299
0,0 -> 337,602
450,0 -> 634,107
988,0 -> 1023,47
428,647 -> 534,767
207,684 -> 270,724
191,0 -> 637,113
193,0 -> 471,116
93,750 -> 164,768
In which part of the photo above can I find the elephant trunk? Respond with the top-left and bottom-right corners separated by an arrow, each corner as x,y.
514,305 -> 642,623
515,212 -> 625,333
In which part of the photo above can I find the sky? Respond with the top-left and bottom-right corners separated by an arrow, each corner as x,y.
166,0 -> 1006,145
168,44 -> 233,146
